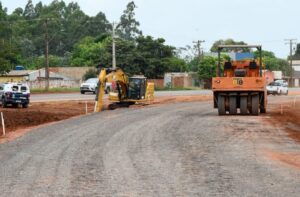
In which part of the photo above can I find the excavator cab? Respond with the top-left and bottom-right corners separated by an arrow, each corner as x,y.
128,76 -> 147,100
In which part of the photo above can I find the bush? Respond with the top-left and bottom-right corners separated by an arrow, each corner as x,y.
83,68 -> 98,81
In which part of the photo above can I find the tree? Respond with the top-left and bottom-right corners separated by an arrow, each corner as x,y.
253,49 -> 291,76
0,2 -> 18,73
135,36 -> 177,78
82,68 -> 97,80
0,39 -> 15,73
23,0 -> 36,19
71,36 -> 109,67
264,57 -> 292,76
164,57 -> 187,72
198,56 -> 217,79
83,12 -> 111,38
12,8 -> 23,16
117,1 -> 142,41
210,39 -> 248,52
293,43 -> 300,60
0,58 -> 11,74
0,0 -> 186,77
253,50 -> 276,59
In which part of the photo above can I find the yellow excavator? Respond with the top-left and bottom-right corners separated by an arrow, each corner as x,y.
94,67 -> 155,112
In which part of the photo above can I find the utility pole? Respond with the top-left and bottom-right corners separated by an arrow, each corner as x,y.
112,22 -> 117,69
193,40 -> 205,59
285,39 -> 297,86
9,23 -> 12,52
9,23 -> 13,70
44,19 -> 49,91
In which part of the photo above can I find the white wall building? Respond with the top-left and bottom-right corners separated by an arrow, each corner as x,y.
292,60 -> 300,71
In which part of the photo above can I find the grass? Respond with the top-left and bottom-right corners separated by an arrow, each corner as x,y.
155,87 -> 202,91
31,87 -> 80,93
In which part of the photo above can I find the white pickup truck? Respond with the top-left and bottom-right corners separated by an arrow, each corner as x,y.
0,83 -> 30,108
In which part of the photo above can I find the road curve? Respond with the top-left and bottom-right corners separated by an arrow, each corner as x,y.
0,101 -> 300,196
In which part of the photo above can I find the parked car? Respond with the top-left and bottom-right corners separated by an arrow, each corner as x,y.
0,83 -> 30,108
80,78 -> 112,94
80,78 -> 98,94
267,82 -> 288,95
274,79 -> 288,87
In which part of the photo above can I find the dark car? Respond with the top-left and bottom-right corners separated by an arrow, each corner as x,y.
0,83 -> 30,108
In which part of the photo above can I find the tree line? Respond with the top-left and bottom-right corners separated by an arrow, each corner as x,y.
0,0 -> 296,79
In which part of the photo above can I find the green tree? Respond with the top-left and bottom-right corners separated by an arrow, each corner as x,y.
253,50 -> 276,59
83,12 -> 111,38
0,2 -> 18,73
164,57 -> 187,72
82,68 -> 97,80
135,36 -> 176,78
253,49 -> 291,75
23,0 -> 36,19
210,39 -> 248,52
117,1 -> 142,41
99,35 -> 183,78
71,36 -> 109,67
264,57 -> 291,76
293,43 -> 300,60
0,44 -> 11,74
198,56 -> 217,79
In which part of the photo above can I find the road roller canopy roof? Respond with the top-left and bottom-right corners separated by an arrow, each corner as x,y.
217,45 -> 262,50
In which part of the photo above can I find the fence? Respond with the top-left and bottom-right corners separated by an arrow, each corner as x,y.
147,79 -> 164,89
27,80 -> 80,89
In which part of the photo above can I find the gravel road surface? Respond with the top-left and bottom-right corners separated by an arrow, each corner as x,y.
1,99 -> 300,196
30,88 -> 300,102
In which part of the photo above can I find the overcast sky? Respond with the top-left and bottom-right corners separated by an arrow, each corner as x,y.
1,0 -> 299,58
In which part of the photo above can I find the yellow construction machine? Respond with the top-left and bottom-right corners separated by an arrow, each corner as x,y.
94,67 -> 154,112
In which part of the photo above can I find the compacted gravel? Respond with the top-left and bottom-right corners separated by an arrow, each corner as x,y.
0,100 -> 300,196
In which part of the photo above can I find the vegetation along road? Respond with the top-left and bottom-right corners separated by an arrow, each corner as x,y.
0,96 -> 299,196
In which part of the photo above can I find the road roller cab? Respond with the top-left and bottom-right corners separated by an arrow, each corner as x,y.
212,45 -> 267,115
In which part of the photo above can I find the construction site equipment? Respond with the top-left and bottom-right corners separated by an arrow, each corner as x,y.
212,45 -> 267,115
94,68 -> 154,112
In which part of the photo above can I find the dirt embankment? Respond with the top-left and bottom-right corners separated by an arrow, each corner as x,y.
265,99 -> 300,169
0,101 -> 96,132
267,101 -> 300,142
0,101 -> 96,143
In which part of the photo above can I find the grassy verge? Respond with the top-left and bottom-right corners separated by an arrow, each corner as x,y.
155,87 -> 202,91
31,87 -> 80,93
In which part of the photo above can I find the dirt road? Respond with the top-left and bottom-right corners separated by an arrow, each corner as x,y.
0,98 -> 300,196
